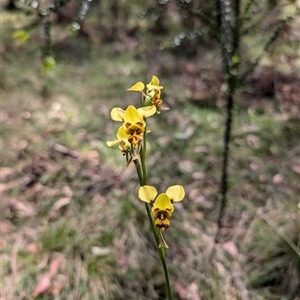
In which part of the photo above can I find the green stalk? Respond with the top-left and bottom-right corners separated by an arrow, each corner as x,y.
134,159 -> 144,185
141,130 -> 147,183
133,132 -> 173,300
133,159 -> 160,246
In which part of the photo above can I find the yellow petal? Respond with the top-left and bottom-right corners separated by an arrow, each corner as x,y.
107,127 -> 130,148
124,105 -> 143,124
165,185 -> 185,202
116,126 -> 128,139
138,185 -> 157,203
111,107 -> 125,121
127,82 -> 145,91
106,139 -> 120,147
146,84 -> 163,91
137,106 -> 156,118
149,75 -> 160,86
153,193 -> 173,211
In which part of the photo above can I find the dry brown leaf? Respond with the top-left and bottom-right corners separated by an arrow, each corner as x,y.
62,185 -> 73,197
32,275 -> 51,297
51,197 -> 71,212
187,282 -> 201,300
273,173 -> 283,184
25,243 -> 38,254
222,241 -> 238,257
193,146 -> 209,153
49,197 -> 71,219
92,193 -> 106,204
0,176 -> 31,192
22,111 -> 32,119
51,275 -> 67,296
216,261 -> 227,277
49,259 -> 60,277
9,198 -> 36,217
51,143 -> 78,158
0,239 -> 7,250
32,259 -> 61,297
292,165 -> 300,175
174,281 -> 187,299
192,172 -> 205,180
0,167 -> 15,179
18,183 -> 43,202
91,247 -> 111,257
194,212 -> 204,220
0,220 -> 14,233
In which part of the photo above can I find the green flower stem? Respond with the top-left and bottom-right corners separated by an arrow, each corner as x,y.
133,159 -> 160,247
133,134 -> 173,300
145,202 -> 160,246
141,129 -> 147,183
133,159 -> 143,185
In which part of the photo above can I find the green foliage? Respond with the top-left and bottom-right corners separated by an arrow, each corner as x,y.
41,225 -> 70,251
246,211 -> 300,298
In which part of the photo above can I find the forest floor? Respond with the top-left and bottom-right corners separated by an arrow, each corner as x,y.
1,8 -> 300,300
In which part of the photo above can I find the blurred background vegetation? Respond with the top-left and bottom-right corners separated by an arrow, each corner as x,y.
1,0 -> 300,299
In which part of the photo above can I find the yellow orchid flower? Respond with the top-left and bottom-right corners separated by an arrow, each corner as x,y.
109,105 -> 156,147
146,75 -> 163,93
127,76 -> 163,92
138,185 -> 185,231
106,126 -> 131,154
146,76 -> 169,113
127,76 -> 168,113
110,105 -> 156,122
107,105 -> 154,160
122,106 -> 146,148
106,126 -> 139,163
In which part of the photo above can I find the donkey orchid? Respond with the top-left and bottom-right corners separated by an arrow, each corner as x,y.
128,76 -> 168,113
138,185 -> 185,231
